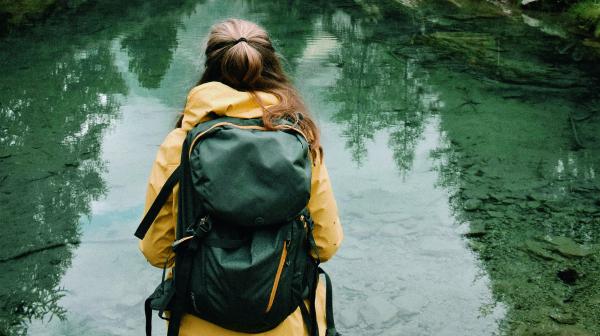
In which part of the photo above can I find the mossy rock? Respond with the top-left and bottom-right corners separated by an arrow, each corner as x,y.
424,31 -> 582,87
549,311 -> 578,325
569,1 -> 600,22
426,32 -> 500,64
523,239 -> 563,261
544,236 -> 594,258
518,323 -> 593,336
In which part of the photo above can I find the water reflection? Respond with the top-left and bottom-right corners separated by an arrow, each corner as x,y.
0,1 -> 199,334
120,0 -> 197,89
0,41 -> 124,334
121,20 -> 180,89
401,2 -> 600,333
250,1 -> 323,71
293,3 -> 503,334
316,1 -> 600,333
323,8 -> 436,173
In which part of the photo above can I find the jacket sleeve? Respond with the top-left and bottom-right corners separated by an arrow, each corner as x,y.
307,151 -> 343,262
139,129 -> 186,268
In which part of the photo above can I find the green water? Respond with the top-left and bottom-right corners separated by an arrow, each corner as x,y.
0,1 -> 599,335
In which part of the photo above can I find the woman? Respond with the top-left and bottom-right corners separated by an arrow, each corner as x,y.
139,19 -> 343,336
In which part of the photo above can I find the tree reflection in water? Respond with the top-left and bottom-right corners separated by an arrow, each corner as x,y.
0,41 -> 124,335
120,1 -> 193,89
0,1 -> 198,334
322,6 -> 436,173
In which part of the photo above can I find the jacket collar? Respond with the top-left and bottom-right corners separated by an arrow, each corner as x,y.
181,81 -> 278,131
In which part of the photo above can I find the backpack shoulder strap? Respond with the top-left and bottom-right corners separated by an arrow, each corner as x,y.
134,165 -> 182,239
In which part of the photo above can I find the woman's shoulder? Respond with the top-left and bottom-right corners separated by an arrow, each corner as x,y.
186,81 -> 235,101
155,128 -> 186,167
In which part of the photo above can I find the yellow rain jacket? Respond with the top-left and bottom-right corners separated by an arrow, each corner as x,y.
140,81 -> 343,336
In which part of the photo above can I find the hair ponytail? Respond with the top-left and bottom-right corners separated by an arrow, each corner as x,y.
185,19 -> 321,157
220,40 -> 263,87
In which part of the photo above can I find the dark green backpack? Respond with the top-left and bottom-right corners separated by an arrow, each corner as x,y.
135,117 -> 340,336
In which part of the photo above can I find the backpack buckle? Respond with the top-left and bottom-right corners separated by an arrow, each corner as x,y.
172,216 -> 212,252
186,215 -> 211,237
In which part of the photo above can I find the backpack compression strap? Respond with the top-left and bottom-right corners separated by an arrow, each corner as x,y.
134,166 -> 182,240
319,268 -> 341,336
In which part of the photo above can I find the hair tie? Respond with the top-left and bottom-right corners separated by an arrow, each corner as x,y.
235,37 -> 248,44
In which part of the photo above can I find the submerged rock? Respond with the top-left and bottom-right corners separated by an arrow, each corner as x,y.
523,240 -> 563,261
464,222 -> 487,237
544,236 -> 593,258
463,198 -> 483,211
463,188 -> 490,200
424,31 -> 585,88
580,206 -> 599,214
426,32 -> 500,62
468,240 -> 485,252
549,311 -> 578,325
486,210 -> 504,218
519,324 -> 592,336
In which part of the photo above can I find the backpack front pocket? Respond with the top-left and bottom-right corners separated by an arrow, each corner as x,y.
187,225 -> 296,333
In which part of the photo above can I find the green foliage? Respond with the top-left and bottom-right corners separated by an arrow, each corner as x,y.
0,0 -> 93,34
0,0 -> 58,24
569,0 -> 600,21
568,0 -> 600,35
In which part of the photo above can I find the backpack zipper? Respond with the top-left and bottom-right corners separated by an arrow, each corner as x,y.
300,215 -> 308,230
188,122 -> 307,158
265,240 -> 288,313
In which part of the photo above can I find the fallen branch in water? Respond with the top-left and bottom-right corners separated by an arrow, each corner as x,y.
0,240 -> 80,263
450,99 -> 481,112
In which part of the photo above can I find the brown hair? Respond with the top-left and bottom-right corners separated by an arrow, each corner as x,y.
178,18 -> 321,155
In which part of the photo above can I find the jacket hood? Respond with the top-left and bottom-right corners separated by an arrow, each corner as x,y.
181,81 -> 279,131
